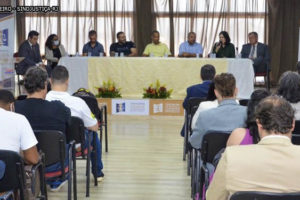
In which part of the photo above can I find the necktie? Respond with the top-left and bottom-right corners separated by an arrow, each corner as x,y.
250,45 -> 256,58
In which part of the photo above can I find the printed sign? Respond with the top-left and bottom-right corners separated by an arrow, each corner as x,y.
112,99 -> 149,115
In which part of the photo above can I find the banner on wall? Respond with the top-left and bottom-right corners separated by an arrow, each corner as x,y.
0,14 -> 15,93
111,99 -> 150,115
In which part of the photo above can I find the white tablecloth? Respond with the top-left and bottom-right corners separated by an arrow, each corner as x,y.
58,57 -> 254,99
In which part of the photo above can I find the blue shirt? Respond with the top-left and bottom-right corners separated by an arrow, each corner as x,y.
189,99 -> 247,149
179,41 -> 203,56
82,41 -> 104,56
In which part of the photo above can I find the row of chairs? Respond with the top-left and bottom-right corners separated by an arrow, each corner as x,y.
182,97 -> 300,200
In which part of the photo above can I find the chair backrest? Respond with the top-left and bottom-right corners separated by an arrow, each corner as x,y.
187,97 -> 207,118
0,150 -> 25,196
230,191 -> 300,200
292,120 -> 300,145
34,130 -> 66,167
201,132 -> 230,163
239,99 -> 249,106
73,94 -> 101,121
66,116 -> 85,145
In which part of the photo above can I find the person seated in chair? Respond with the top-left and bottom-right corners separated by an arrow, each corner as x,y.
227,89 -> 270,146
46,65 -> 104,182
18,31 -> 43,75
207,96 -> 300,199
0,89 -> 39,164
0,90 -> 39,200
180,64 -> 216,136
277,71 -> 300,120
241,32 -> 270,74
14,67 -> 71,192
189,73 -> 247,149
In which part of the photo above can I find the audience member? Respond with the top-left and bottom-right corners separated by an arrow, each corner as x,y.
227,89 -> 270,146
178,32 -> 203,57
46,66 -> 104,181
207,96 -> 300,199
110,32 -> 137,57
18,30 -> 43,75
0,89 -> 39,165
143,30 -> 171,57
189,73 -> 246,149
212,31 -> 235,58
45,34 -> 67,71
182,64 -> 216,109
82,30 -> 105,57
277,71 -> 300,120
241,32 -> 270,73
180,65 -> 215,137
14,67 -> 71,191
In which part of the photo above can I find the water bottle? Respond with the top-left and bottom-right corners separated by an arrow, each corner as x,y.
88,51 -> 92,57
100,52 -> 104,57
149,53 -> 154,57
114,52 -> 119,57
235,47 -> 240,58
196,53 -> 200,58
120,52 -> 124,57
75,52 -> 79,57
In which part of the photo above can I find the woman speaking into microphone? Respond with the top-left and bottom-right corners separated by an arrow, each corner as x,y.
212,31 -> 235,58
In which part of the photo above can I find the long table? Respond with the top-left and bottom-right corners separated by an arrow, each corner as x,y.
58,57 -> 254,99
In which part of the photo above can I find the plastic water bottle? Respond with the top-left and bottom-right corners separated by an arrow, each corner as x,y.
114,53 -> 119,57
120,52 -> 124,57
75,52 -> 79,57
235,47 -> 240,58
196,53 -> 200,58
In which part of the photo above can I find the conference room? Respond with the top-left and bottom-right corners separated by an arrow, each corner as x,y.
0,0 -> 300,199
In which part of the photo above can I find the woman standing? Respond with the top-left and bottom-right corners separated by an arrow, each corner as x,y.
212,31 -> 235,58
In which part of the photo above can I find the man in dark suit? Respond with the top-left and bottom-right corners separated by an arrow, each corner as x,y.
241,32 -> 270,73
18,31 -> 42,75
181,64 -> 215,136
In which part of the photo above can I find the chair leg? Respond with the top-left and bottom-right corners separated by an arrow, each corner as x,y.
93,132 -> 98,187
195,150 -> 201,198
187,150 -> 191,176
72,147 -> 77,200
39,156 -> 47,200
104,106 -> 108,153
86,133 -> 91,197
68,148 -> 72,200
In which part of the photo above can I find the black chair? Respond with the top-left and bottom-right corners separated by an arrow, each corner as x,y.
66,117 -> 98,197
73,94 -> 108,153
239,99 -> 249,106
0,150 -> 26,200
183,97 -> 206,162
292,120 -> 300,145
184,97 -> 207,177
230,191 -> 300,200
194,132 -> 230,199
34,130 -> 77,200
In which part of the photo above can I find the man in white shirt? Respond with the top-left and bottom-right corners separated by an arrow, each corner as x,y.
46,66 -> 104,181
0,89 -> 39,164
207,96 -> 300,200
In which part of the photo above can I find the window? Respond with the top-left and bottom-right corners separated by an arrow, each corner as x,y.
154,0 -> 267,56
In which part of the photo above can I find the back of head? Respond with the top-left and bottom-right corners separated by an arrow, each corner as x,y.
0,89 -> 14,108
201,64 -> 216,81
246,89 -> 271,143
214,73 -> 236,98
255,96 -> 294,135
277,71 -> 300,103
51,65 -> 69,85
24,67 -> 48,94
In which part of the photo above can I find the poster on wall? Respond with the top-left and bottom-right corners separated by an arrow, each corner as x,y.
0,14 -> 15,92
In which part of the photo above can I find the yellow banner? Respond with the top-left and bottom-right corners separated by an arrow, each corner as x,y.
88,58 -> 228,99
